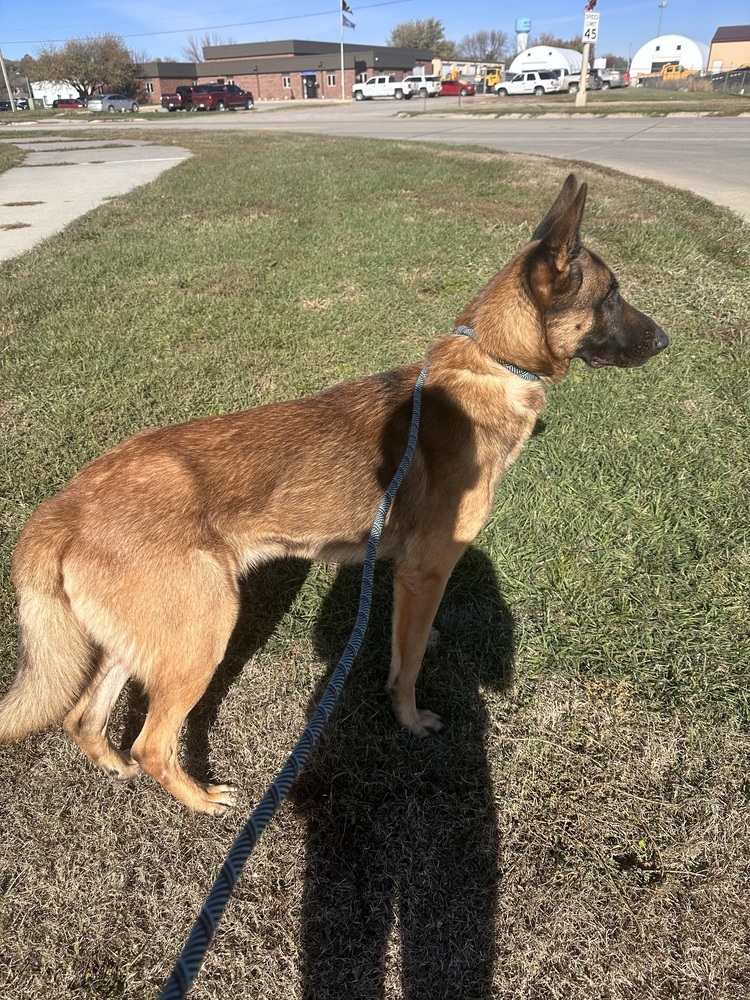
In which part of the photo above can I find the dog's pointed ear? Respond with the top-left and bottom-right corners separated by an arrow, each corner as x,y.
532,173 -> 580,242
528,179 -> 587,307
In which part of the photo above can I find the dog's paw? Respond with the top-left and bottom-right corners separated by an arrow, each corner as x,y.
108,758 -> 142,782
105,750 -> 142,782
199,783 -> 239,816
409,710 -> 444,738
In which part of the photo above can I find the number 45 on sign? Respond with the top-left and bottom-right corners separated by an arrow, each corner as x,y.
583,11 -> 600,42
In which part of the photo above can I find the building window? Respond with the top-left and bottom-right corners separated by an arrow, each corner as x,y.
327,73 -> 336,86
146,82 -> 154,93
655,45 -> 661,51
225,77 -> 235,84
357,71 -> 367,82
676,45 -> 681,51
283,76 -> 291,88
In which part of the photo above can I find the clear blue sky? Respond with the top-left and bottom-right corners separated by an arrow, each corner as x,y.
1,0 -> 746,63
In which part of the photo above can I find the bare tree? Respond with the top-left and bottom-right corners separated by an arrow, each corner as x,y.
458,30 -> 510,62
599,51 -> 629,69
531,32 -> 584,52
181,33 -> 238,62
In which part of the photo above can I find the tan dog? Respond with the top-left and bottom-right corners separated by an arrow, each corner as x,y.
0,175 -> 667,814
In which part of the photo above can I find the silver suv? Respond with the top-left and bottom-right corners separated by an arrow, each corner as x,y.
403,75 -> 442,98
494,71 -> 561,97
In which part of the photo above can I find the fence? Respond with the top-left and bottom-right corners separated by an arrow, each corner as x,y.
711,68 -> 749,94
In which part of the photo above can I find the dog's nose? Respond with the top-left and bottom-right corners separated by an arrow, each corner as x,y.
653,328 -> 669,353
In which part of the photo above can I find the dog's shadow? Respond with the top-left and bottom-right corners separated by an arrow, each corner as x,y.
126,547 -> 514,995
292,545 -> 514,998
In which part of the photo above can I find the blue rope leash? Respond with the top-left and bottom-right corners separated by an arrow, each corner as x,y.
160,361 -> 430,999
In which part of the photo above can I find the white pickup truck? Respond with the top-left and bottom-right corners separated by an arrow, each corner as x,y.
352,75 -> 416,101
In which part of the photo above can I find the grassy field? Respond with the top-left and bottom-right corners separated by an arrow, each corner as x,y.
0,129 -> 748,999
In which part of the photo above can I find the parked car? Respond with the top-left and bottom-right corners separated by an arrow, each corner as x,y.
52,97 -> 86,108
191,84 -> 254,111
88,94 -> 139,113
161,85 -> 198,111
352,75 -> 416,100
439,79 -> 476,97
1,98 -> 30,110
564,70 -> 603,93
494,71 -> 562,96
402,74 -> 442,97
598,68 -> 628,89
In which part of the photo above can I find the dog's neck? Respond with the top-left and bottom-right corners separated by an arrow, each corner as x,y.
452,326 -> 542,382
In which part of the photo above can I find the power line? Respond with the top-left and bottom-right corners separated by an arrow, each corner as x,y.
6,0 -> 415,47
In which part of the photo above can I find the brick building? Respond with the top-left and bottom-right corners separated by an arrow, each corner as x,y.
140,39 -> 435,104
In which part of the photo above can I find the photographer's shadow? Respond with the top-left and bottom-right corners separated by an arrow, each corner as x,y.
293,545 -> 515,999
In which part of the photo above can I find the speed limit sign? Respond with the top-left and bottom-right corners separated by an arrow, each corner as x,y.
583,11 -> 600,42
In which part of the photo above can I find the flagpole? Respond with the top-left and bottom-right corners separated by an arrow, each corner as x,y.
340,7 -> 345,100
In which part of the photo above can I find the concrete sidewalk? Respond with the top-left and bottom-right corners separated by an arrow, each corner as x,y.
0,136 -> 190,261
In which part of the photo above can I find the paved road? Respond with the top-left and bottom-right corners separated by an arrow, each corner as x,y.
0,105 -> 747,262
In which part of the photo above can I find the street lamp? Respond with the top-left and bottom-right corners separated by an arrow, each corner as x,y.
657,2 -> 667,37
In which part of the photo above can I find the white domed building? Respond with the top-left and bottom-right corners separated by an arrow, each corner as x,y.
507,45 -> 582,76
629,34 -> 709,79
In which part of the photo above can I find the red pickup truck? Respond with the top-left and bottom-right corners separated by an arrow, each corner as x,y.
161,83 -> 255,112
161,86 -> 197,111
190,84 -> 255,111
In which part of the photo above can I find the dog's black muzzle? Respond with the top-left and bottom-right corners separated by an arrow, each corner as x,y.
652,327 -> 670,354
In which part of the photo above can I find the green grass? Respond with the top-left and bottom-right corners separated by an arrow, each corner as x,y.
421,87 -> 750,117
0,130 -> 749,999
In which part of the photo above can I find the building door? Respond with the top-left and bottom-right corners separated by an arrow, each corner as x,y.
301,73 -> 318,99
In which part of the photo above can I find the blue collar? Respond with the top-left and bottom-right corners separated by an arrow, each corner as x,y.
453,326 -> 541,382
452,326 -> 541,382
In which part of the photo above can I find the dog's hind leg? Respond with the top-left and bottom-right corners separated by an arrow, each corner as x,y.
63,656 -> 140,780
130,656 -> 237,815
387,541 -> 468,737
129,568 -> 241,814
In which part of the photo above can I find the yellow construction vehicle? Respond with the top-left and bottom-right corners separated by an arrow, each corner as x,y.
637,63 -> 699,87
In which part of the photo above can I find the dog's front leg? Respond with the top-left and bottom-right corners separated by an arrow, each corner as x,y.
387,542 -> 467,737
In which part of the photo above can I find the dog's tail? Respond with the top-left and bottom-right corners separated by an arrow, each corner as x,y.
0,505 -> 93,742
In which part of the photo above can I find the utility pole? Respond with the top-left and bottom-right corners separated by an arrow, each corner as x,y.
0,47 -> 15,111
